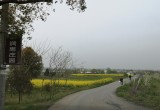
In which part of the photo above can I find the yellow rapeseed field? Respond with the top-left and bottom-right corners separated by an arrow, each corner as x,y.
31,78 -> 113,88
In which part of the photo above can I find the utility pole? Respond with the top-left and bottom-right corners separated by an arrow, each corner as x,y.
0,3 -> 9,110
0,1 -> 52,109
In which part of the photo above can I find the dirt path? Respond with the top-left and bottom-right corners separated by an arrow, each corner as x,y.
48,77 -> 152,110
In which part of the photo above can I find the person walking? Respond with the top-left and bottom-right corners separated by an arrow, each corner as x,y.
129,75 -> 132,80
119,77 -> 123,85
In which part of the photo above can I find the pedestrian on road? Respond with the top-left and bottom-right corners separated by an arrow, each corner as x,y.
119,77 -> 123,85
129,75 -> 132,81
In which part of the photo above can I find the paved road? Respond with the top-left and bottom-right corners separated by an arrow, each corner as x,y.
48,77 -> 152,110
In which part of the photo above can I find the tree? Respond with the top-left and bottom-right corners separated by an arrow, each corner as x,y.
22,47 -> 43,78
91,69 -> 97,74
7,66 -> 33,103
0,0 -> 87,38
107,68 -> 117,74
107,68 -> 112,74
48,47 -> 73,96
7,46 -> 43,103
44,68 -> 50,76
49,47 -> 73,78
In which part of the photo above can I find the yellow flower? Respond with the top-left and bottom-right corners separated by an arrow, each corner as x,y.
31,77 -> 113,88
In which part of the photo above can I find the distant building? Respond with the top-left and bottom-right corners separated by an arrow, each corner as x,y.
85,71 -> 92,74
127,71 -> 136,75
104,69 -> 107,74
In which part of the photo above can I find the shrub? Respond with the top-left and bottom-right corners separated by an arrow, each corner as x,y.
43,83 -> 52,92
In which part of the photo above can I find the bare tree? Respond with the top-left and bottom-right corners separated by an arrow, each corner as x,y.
49,47 -> 73,77
48,47 -> 73,96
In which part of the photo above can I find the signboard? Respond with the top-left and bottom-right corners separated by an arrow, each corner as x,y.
3,35 -> 22,65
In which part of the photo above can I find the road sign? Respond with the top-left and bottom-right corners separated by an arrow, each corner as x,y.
3,35 -> 22,65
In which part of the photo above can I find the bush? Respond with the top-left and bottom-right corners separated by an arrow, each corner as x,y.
43,83 -> 51,92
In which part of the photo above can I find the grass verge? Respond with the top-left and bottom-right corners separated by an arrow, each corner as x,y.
116,76 -> 160,110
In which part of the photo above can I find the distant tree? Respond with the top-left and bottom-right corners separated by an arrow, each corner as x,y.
98,69 -> 105,74
72,68 -> 82,74
107,68 -> 112,74
107,68 -> 117,74
44,68 -> 50,76
91,69 -> 97,74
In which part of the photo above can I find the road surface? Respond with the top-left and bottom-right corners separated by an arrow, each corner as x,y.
48,77 -> 152,110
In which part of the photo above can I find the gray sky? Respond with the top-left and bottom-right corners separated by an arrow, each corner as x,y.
27,0 -> 160,70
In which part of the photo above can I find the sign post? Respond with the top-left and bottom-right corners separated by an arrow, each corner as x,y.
0,3 -> 9,110
0,0 -> 52,109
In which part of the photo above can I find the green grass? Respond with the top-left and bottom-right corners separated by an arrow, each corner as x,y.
5,73 -> 123,110
116,76 -> 160,110
5,87 -> 82,110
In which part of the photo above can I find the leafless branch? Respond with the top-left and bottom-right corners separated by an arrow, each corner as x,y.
49,47 -> 73,77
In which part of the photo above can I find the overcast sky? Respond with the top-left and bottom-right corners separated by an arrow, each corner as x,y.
27,0 -> 160,70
